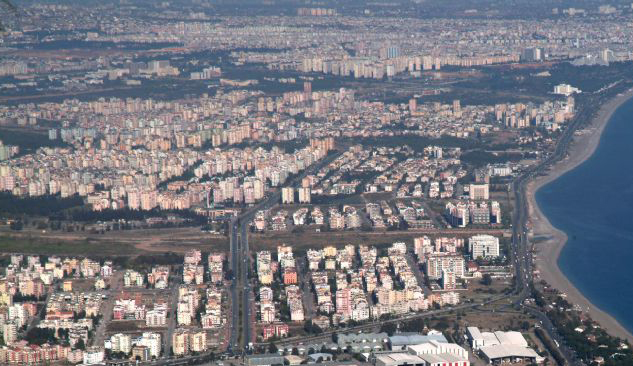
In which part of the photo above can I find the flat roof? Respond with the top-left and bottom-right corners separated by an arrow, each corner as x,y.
246,354 -> 286,365
418,353 -> 467,363
502,331 -> 528,347
482,332 -> 500,345
480,345 -> 539,360
467,327 -> 528,348
466,327 -> 482,340
389,334 -> 447,346
375,353 -> 424,365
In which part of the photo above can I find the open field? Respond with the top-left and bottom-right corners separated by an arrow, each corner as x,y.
0,234 -> 141,256
0,226 -> 229,256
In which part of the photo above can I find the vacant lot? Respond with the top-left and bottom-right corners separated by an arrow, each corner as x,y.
0,226 -> 229,256
0,235 -> 140,256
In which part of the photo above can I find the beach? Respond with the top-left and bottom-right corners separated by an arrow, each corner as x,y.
528,88 -> 633,343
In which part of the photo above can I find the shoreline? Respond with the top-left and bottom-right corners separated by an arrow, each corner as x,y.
528,88 -> 633,343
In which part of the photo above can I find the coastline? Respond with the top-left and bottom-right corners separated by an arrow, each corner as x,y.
528,88 -> 633,343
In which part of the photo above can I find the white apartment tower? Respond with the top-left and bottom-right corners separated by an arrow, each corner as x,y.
281,187 -> 294,204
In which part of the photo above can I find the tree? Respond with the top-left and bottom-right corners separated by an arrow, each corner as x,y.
25,328 -> 56,345
380,322 -> 397,336
73,310 -> 86,321
75,339 -> 85,350
434,319 -> 450,331
268,342 -> 278,354
481,274 -> 493,286
9,220 -> 23,231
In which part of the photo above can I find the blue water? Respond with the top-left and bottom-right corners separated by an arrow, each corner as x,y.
536,96 -> 633,334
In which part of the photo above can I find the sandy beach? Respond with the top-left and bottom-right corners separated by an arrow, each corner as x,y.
528,88 -> 633,342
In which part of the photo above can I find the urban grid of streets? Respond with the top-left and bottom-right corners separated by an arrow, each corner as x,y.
218,108 -> 586,363
1,94 -> 602,366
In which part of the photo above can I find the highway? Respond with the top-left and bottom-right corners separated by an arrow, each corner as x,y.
93,271 -> 124,347
228,218 -> 239,352
227,149 -> 345,353
24,288 -> 52,336
228,190 -> 281,352
504,90 -> 608,366
165,281 -> 181,356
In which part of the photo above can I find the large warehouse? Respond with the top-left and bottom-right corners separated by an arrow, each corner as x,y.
466,327 -> 544,364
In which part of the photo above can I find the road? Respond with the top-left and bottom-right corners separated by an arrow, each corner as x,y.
505,91 -> 603,366
297,261 -> 315,318
405,251 -> 431,296
227,149 -> 345,352
93,270 -> 124,347
165,280 -> 181,355
24,288 -> 52,335
228,218 -> 240,352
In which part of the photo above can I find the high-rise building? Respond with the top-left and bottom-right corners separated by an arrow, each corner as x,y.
281,187 -> 294,204
139,332 -> 162,358
131,346 -> 151,362
453,99 -> 461,114
387,46 -> 400,59
469,235 -> 500,259
469,184 -> 489,200
521,47 -> 543,62
413,236 -> 432,258
601,48 -> 615,63
426,253 -> 465,279
83,347 -> 105,365
190,331 -> 207,353
336,288 -> 351,316
2,323 -> 17,344
441,270 -> 457,290
172,330 -> 190,356
304,81 -> 312,99
298,187 -> 311,203
110,333 -> 132,354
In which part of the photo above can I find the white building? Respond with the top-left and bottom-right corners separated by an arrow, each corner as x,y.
407,340 -> 468,358
468,184 -> 489,200
138,332 -> 162,358
110,333 -> 132,354
145,309 -> 167,327
554,83 -> 581,96
83,347 -> 105,365
298,187 -> 311,203
2,323 -> 17,344
281,187 -> 294,204
190,331 -> 208,353
466,327 -> 542,364
469,235 -> 500,259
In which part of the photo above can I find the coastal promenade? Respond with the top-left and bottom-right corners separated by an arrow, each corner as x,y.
528,88 -> 633,342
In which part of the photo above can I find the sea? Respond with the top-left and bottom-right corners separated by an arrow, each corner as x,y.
536,95 -> 633,334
